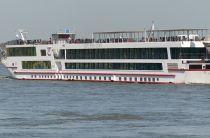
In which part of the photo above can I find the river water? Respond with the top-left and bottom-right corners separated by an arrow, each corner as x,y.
0,64 -> 210,138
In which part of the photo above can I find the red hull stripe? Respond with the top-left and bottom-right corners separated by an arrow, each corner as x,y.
169,69 -> 210,72
14,71 -> 175,78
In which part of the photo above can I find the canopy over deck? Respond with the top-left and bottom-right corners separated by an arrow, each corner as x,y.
93,29 -> 209,43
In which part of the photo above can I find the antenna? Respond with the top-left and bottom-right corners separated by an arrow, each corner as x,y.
151,21 -> 155,31
16,29 -> 28,42
148,21 -> 155,41
144,28 -> 147,42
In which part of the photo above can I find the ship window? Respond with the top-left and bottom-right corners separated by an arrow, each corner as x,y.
148,78 -> 151,82
109,77 -> 112,80
135,78 -> 138,82
206,65 -> 210,69
22,61 -> 51,69
170,48 -> 206,59
65,63 -> 163,71
144,78 -> 147,82
119,77 -> 121,81
189,65 -> 202,69
152,78 -> 155,82
139,78 -> 142,82
66,48 -> 168,60
41,50 -> 46,56
7,47 -> 36,57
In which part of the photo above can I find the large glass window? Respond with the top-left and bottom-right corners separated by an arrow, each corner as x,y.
189,65 -> 202,69
206,65 -> 210,69
7,47 -> 36,57
54,49 -> 65,59
65,63 -> 163,70
170,48 -> 206,59
22,61 -> 51,69
66,48 -> 168,59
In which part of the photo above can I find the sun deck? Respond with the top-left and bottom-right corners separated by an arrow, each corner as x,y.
5,29 -> 209,46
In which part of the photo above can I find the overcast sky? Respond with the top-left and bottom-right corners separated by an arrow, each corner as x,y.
0,0 -> 210,42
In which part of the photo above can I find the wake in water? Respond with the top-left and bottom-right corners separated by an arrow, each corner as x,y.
0,75 -> 13,80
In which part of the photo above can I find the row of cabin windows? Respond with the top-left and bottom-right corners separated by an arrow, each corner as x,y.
62,48 -> 168,59
61,48 -> 207,60
32,75 -> 55,79
31,74 -> 160,82
7,47 -> 207,60
22,61 -> 51,69
65,63 -> 163,70
7,47 -> 36,57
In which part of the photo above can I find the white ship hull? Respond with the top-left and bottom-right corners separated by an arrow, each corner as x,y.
2,28 -> 210,84
3,67 -> 210,84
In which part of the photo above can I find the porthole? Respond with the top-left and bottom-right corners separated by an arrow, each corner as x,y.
140,78 -> 143,82
109,77 -> 112,80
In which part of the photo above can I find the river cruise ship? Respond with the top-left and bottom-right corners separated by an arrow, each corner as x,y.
2,28 -> 210,84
